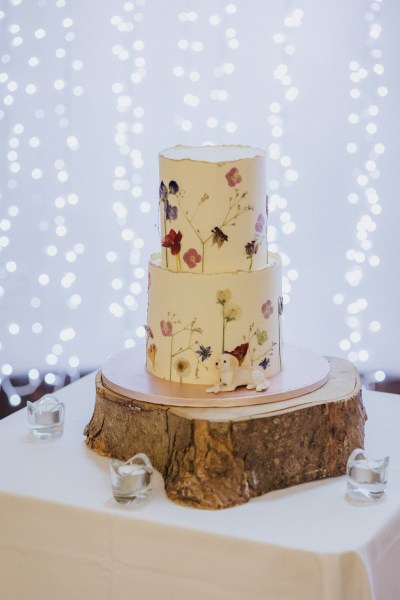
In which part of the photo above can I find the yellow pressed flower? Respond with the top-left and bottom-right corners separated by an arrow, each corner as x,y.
174,357 -> 191,379
217,288 -> 232,304
224,302 -> 242,321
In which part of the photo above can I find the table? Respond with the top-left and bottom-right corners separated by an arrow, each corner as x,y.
0,372 -> 399,600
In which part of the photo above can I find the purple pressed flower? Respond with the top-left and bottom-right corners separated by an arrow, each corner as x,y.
165,200 -> 178,221
160,181 -> 179,220
259,358 -> 270,370
169,180 -> 179,194
245,240 -> 258,257
196,345 -> 212,362
159,181 -> 168,202
278,295 -> 284,315
255,213 -> 265,234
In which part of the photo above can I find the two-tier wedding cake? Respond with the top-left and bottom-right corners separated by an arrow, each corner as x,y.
86,143 -> 366,510
145,145 -> 283,389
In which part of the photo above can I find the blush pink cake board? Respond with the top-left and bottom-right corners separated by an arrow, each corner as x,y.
101,344 -> 330,408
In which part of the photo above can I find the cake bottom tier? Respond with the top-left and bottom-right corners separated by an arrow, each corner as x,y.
84,357 -> 366,510
146,252 -> 282,385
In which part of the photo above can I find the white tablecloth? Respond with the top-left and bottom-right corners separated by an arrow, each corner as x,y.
1,373 -> 399,600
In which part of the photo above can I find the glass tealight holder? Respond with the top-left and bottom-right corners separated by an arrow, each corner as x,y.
346,448 -> 389,501
27,395 -> 65,440
109,453 -> 153,506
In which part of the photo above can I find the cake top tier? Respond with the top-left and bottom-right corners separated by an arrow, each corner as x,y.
159,145 -> 268,274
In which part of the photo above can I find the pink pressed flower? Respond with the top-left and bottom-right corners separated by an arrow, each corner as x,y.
262,299 -> 274,319
160,320 -> 173,336
225,167 -> 242,187
183,247 -> 202,269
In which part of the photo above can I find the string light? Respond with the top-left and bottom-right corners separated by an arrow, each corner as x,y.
335,0 -> 386,380
110,0 -> 148,352
267,7 -> 303,308
0,0 -> 88,404
0,2 -> 394,412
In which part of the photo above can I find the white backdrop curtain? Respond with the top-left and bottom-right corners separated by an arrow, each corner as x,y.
1,0 -> 399,408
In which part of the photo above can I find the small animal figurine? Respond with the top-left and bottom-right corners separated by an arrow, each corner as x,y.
207,352 -> 270,394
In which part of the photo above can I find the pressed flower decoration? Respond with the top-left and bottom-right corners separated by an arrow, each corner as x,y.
157,312 -> 212,381
160,181 -> 181,269
278,295 -> 284,316
262,299 -> 274,319
162,228 -> 183,270
224,302 -> 242,321
147,344 -> 157,371
245,240 -> 259,270
245,213 -> 267,271
211,227 -> 229,248
256,329 -> 268,345
174,357 -> 191,382
183,247 -> 202,269
160,320 -> 173,337
259,358 -> 270,370
242,322 -> 276,373
196,345 -> 212,362
278,295 -> 283,370
162,229 -> 182,255
159,180 -> 179,223
159,165 -> 254,272
255,213 -> 265,234
226,343 -> 249,366
145,325 -> 157,372
165,202 -> 178,222
144,325 -> 154,339
225,167 -> 242,187
217,289 -> 232,304
216,288 -> 242,353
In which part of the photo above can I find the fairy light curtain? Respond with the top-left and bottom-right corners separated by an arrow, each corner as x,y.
0,0 -> 399,409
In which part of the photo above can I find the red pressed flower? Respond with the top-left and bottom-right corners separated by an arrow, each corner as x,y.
226,343 -> 249,366
183,247 -> 202,269
161,229 -> 182,255
225,167 -> 242,187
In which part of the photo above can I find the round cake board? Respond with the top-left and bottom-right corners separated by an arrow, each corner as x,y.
101,344 -> 330,408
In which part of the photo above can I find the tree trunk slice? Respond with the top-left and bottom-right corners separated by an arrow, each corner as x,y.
84,357 -> 367,510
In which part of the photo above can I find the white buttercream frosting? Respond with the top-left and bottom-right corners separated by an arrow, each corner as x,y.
146,145 -> 282,387
159,145 -> 268,274
146,252 -> 282,386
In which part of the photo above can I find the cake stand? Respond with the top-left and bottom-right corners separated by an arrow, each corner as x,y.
101,344 -> 330,408
84,348 -> 366,510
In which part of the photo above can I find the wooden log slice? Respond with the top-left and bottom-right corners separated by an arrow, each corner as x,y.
84,357 -> 367,510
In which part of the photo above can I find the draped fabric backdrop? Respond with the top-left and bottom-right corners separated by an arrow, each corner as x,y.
1,0 -> 399,409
